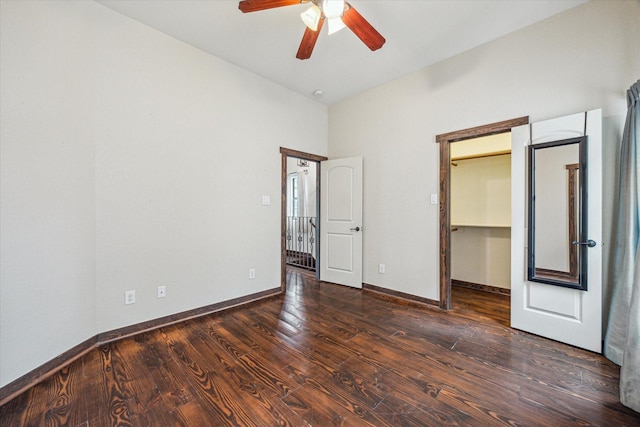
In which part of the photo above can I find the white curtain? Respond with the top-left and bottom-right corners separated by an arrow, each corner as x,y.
286,173 -> 296,217
604,80 -> 640,413
297,170 -> 308,219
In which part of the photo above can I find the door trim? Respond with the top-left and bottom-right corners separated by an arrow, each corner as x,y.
280,148 -> 327,292
436,116 -> 529,309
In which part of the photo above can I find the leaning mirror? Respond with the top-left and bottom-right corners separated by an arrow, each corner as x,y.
528,136 -> 589,290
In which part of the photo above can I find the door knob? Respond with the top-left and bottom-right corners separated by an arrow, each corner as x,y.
350,226 -> 361,232
572,240 -> 596,247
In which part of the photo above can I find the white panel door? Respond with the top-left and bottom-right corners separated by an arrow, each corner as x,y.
511,110 -> 602,352
320,157 -> 363,288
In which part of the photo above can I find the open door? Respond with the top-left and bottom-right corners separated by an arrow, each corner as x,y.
320,157 -> 363,288
511,110 -> 602,352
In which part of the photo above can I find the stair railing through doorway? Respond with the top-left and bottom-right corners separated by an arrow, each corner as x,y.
286,216 -> 317,271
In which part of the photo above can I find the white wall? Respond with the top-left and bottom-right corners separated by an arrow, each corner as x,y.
0,0 -> 327,387
328,0 -> 640,300
450,132 -> 511,159
451,154 -> 511,227
452,227 -> 511,289
1,0 -> 97,389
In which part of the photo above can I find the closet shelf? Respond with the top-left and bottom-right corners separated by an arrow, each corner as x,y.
451,149 -> 511,162
451,223 -> 511,228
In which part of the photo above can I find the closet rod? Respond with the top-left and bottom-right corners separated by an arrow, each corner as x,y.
451,149 -> 511,162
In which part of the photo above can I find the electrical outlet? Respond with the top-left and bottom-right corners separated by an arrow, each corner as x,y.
379,264 -> 385,274
157,286 -> 166,298
249,268 -> 256,279
125,290 -> 136,305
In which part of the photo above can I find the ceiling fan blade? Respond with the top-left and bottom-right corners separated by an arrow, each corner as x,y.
238,0 -> 303,13
296,17 -> 325,60
342,4 -> 385,51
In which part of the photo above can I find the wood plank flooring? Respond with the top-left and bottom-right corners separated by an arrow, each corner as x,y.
1,268 -> 638,426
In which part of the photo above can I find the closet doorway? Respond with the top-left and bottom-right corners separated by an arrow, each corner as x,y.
437,117 -> 529,312
450,135 -> 512,322
279,148 -> 327,292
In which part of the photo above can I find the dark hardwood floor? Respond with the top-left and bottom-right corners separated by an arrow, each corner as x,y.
1,268 -> 638,426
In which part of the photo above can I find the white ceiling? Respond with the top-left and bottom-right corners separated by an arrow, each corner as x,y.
96,0 -> 586,105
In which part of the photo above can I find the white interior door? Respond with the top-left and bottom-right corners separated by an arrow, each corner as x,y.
320,157 -> 363,288
511,110 -> 602,352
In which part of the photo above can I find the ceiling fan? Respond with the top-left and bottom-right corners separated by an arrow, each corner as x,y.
238,0 -> 385,60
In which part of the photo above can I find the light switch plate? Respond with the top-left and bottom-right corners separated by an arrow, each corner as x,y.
261,195 -> 271,206
125,290 -> 135,305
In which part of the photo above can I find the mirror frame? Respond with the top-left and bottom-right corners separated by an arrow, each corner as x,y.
527,136 -> 588,291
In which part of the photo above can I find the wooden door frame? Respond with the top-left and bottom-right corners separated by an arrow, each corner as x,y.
436,116 -> 529,310
280,148 -> 328,292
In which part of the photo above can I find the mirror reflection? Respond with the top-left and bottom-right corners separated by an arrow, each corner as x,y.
528,136 -> 588,290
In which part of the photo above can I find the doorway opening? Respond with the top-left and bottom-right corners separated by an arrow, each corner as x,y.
450,135 -> 513,324
279,148 -> 327,292
436,117 -> 529,311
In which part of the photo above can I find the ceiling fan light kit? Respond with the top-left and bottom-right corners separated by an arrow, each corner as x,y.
322,0 -> 345,19
327,16 -> 346,35
238,0 -> 385,60
301,4 -> 321,31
